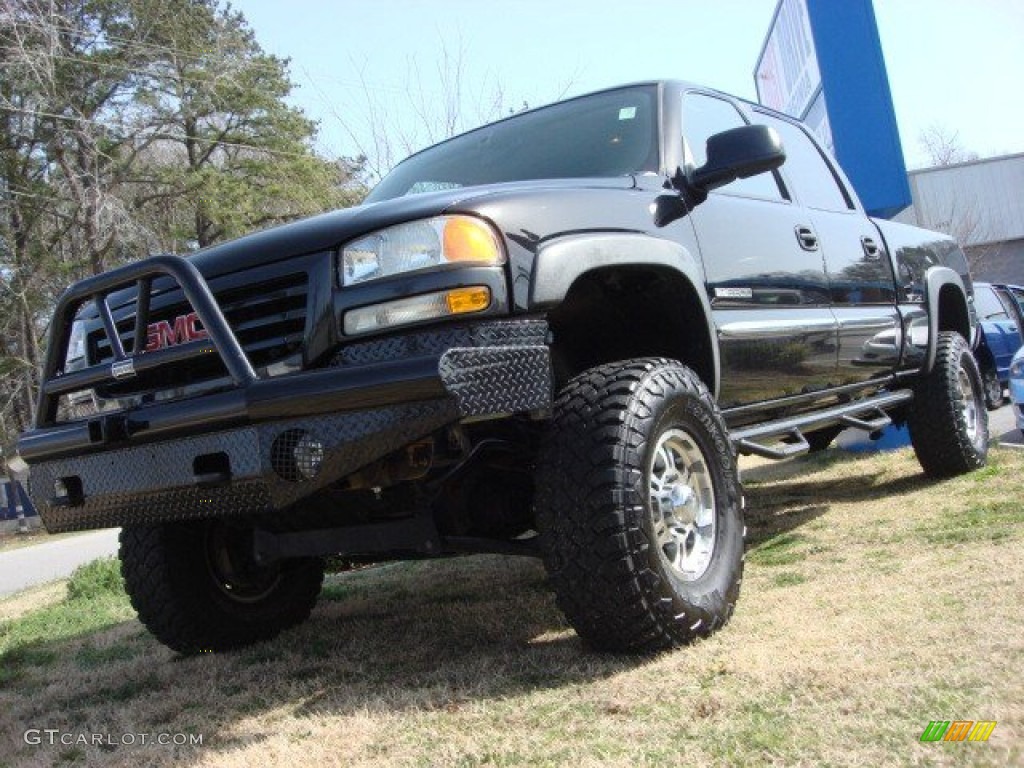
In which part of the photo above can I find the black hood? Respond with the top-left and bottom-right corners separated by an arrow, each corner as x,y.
88,176 -> 637,314
186,176 -> 637,279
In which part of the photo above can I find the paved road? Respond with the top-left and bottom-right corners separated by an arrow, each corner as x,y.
989,400 -> 1021,446
0,528 -> 120,598
831,400 -> 1019,451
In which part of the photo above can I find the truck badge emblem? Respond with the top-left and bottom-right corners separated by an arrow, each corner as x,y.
111,358 -> 136,379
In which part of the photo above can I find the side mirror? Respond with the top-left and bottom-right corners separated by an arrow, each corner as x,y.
692,124 -> 785,193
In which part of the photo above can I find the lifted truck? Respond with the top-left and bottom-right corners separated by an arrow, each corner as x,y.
18,81 -> 987,654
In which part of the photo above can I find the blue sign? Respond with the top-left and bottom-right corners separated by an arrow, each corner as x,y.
755,0 -> 911,219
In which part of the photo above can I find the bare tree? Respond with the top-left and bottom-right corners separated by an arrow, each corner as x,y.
0,0 -> 359,449
1,0 -> 60,434
936,196 -> 1000,276
918,123 -> 980,167
322,36 -> 574,184
912,125 -> 1002,276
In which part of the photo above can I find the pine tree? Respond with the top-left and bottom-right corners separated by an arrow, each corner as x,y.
128,0 -> 361,250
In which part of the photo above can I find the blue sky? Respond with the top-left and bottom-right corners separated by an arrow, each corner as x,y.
231,0 -> 1024,172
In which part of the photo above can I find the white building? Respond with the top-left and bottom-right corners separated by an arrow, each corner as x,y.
894,153 -> 1024,284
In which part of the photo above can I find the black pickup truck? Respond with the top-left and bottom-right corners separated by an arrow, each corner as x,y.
18,81 -> 986,655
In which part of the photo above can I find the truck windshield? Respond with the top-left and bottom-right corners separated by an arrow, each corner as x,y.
366,85 -> 659,203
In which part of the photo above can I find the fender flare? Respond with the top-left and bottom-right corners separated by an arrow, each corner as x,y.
922,266 -> 971,375
528,232 -> 720,396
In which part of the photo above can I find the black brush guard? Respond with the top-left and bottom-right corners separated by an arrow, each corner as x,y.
18,254 -> 553,532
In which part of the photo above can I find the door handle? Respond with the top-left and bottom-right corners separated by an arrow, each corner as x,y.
795,226 -> 818,251
861,236 -> 881,260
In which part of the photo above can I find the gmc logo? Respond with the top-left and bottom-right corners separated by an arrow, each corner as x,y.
145,312 -> 208,352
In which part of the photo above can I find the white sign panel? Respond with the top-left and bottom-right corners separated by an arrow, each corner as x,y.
755,0 -> 822,119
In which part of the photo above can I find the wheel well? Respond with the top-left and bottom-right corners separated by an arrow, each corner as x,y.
546,266 -> 715,391
938,284 -> 970,339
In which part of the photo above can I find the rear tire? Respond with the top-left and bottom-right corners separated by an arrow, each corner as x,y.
908,332 -> 988,478
120,519 -> 324,654
805,426 -> 843,453
980,363 -> 1003,411
535,358 -> 744,652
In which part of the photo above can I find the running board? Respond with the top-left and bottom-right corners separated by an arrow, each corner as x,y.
730,390 -> 913,461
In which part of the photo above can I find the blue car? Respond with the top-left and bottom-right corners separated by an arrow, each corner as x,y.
973,282 -> 1024,409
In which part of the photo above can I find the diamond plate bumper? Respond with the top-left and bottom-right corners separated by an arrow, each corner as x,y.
27,320 -> 552,532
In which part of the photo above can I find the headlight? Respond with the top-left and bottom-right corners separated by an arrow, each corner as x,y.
1011,359 -> 1024,378
66,320 -> 87,371
340,216 -> 504,287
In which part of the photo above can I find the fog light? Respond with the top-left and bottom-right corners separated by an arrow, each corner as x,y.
271,430 -> 324,482
294,434 -> 324,479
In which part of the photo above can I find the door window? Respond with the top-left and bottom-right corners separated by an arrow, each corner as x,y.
994,287 -> 1023,324
682,93 -> 784,201
1008,286 -> 1024,316
975,285 -> 1009,321
756,112 -> 852,212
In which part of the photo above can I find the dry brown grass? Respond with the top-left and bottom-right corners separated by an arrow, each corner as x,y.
0,529 -> 82,554
2,446 -> 1022,767
0,582 -> 65,623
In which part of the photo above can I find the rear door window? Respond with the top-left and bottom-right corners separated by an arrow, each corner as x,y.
755,112 -> 853,212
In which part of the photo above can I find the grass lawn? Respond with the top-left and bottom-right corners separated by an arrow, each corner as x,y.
1,446 -> 1021,767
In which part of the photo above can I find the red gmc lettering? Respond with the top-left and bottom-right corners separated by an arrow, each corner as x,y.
144,312 -> 208,352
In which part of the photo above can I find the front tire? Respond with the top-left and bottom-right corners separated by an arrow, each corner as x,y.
908,332 -> 988,478
120,520 -> 324,654
536,358 -> 744,652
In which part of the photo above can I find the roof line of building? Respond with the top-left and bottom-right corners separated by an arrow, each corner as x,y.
908,151 -> 1024,177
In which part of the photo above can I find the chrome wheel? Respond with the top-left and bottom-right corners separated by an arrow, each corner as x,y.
907,332 -> 987,478
958,364 -> 981,446
537,358 -> 744,650
648,428 -> 716,581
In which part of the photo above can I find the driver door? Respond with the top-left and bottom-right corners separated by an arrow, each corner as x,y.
682,92 -> 838,410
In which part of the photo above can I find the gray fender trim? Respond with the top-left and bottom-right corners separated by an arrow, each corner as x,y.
529,232 -> 720,396
923,266 -> 969,375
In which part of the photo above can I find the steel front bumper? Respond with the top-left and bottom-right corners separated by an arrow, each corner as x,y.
26,320 -> 552,532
